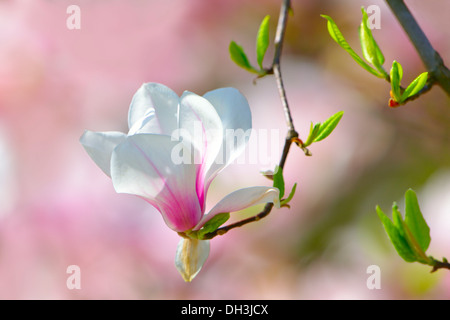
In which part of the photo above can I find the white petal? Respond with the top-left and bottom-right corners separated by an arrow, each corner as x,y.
193,186 -> 280,230
111,133 -> 202,232
79,130 -> 127,177
178,91 -> 224,211
128,83 -> 179,135
202,88 -> 252,189
128,110 -> 161,136
175,238 -> 210,282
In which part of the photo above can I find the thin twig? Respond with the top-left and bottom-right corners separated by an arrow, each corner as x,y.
430,258 -> 450,273
203,0 -> 298,240
272,0 -> 296,135
385,0 -> 450,95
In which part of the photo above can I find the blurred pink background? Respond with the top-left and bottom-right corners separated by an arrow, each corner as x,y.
0,0 -> 449,299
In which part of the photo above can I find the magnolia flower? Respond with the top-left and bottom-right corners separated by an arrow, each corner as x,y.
80,83 -> 280,281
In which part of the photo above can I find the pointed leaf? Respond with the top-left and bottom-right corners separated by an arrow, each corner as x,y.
397,213 -> 432,265
392,202 -> 404,230
359,7 -> 387,76
393,201 -> 431,264
376,205 -> 417,262
304,122 -> 321,147
273,165 -> 285,200
321,15 -> 384,78
280,183 -> 297,207
197,212 -> 230,239
405,189 -> 430,252
401,72 -> 428,101
256,15 -> 270,70
390,60 -> 403,102
313,111 -> 344,142
229,41 -> 258,74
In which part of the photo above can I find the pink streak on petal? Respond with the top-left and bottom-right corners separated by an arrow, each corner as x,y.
129,140 -> 202,232
142,188 -> 202,232
196,166 -> 206,213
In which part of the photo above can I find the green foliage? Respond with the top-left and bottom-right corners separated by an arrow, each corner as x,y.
273,165 -> 297,207
402,72 -> 428,101
304,122 -> 321,147
229,15 -> 271,76
376,189 -> 433,265
256,15 -> 271,70
313,111 -> 344,142
304,111 -> 344,147
377,205 -> 418,262
320,13 -> 385,78
280,183 -> 297,207
359,7 -> 387,77
229,41 -> 259,74
389,61 -> 428,104
323,7 -> 429,105
273,165 -> 285,200
405,189 -> 430,252
196,213 -> 230,240
390,60 -> 403,102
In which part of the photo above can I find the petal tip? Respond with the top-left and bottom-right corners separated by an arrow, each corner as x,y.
175,238 -> 210,282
